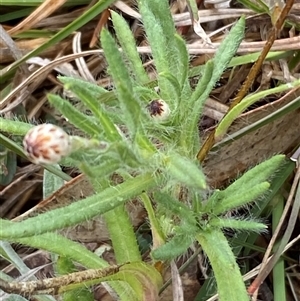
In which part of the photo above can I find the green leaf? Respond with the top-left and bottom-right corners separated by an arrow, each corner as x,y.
173,34 -> 189,88
138,0 -> 183,101
101,29 -> 142,136
133,86 -> 160,104
113,262 -> 163,301
189,60 -> 214,106
197,159 -> 295,301
154,191 -> 196,226
165,153 -> 207,190
2,225 -> 130,300
58,76 -> 107,95
62,288 -> 94,301
189,17 -> 245,153
138,0 -> 171,74
220,155 -> 286,196
0,172 -> 159,239
141,0 -> 185,83
43,165 -> 65,199
212,17 -> 245,83
196,229 -> 249,301
47,94 -> 102,137
117,83 -> 142,137
0,117 -> 32,136
185,60 -> 214,153
111,11 -> 149,85
60,78 -> 121,141
79,158 -> 120,178
140,193 -> 165,248
151,233 -> 193,260
206,182 -> 270,215
209,217 -> 267,232
190,16 -> 245,117
3,224 -> 108,269
103,205 -> 142,264
159,72 -> 181,105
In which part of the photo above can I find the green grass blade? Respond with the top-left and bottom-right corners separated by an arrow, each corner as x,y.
0,8 -> 34,22
272,195 -> 286,301
0,0 -> 116,81
215,78 -> 300,139
212,95 -> 300,151
0,0 -> 89,6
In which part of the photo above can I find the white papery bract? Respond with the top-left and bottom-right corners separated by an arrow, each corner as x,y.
23,124 -> 71,164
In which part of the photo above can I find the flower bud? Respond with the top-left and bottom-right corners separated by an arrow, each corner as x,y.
23,124 -> 71,164
147,99 -> 170,122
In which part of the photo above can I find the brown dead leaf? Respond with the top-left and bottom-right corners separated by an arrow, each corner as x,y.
8,0 -> 69,36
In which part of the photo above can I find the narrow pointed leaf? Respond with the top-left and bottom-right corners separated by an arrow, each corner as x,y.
165,153 -> 206,190
152,233 -> 193,260
209,217 -> 267,232
101,29 -> 141,136
111,11 -> 149,84
221,155 -> 285,196
47,93 -> 102,136
58,77 -> 120,141
206,182 -> 270,215
0,173 -> 159,239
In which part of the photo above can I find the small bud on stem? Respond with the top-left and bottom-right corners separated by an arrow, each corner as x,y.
147,99 -> 170,122
23,124 -> 71,164
23,124 -> 109,165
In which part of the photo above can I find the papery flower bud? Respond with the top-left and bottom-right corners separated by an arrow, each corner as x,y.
23,124 -> 71,164
147,99 -> 170,122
